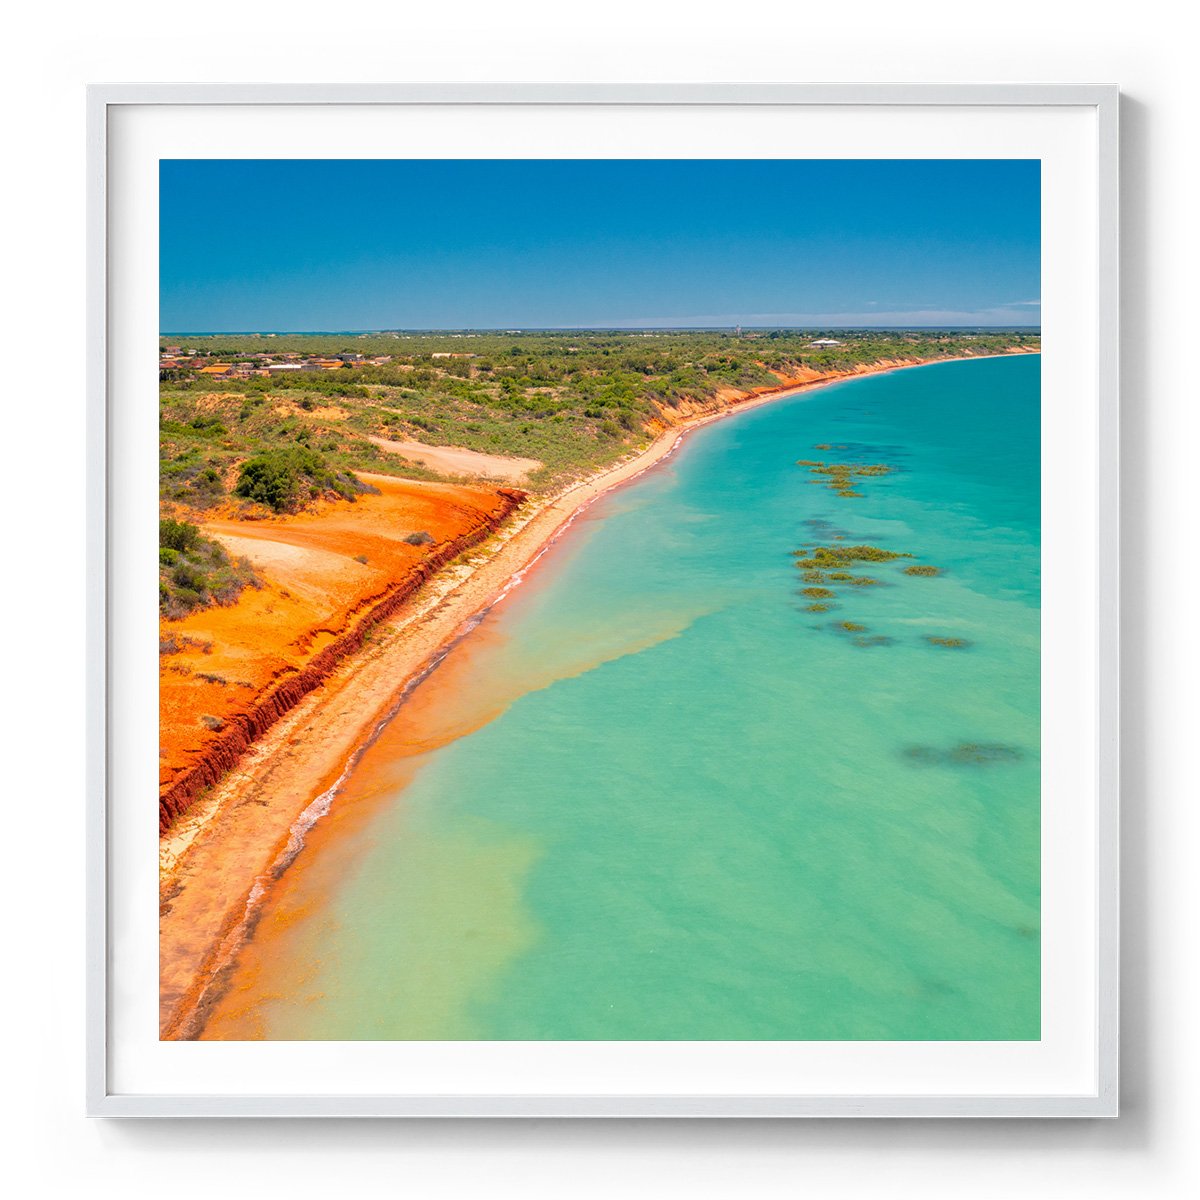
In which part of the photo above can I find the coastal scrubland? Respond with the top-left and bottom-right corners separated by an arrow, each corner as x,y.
159,516 -> 261,619
161,329 -> 1038,507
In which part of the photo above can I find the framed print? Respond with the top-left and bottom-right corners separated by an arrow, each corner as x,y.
87,83 -> 1119,1117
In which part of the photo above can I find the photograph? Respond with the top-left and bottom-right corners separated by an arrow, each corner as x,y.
156,157 -> 1042,1043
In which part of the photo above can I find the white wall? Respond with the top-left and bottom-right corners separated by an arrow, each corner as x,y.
2,2 -> 1195,1195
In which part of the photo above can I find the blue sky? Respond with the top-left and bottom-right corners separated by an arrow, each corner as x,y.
160,159 -> 1039,332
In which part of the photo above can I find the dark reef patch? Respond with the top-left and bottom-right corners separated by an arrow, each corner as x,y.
903,742 -> 1024,768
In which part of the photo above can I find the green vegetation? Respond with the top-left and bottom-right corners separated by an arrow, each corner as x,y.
793,543 -> 911,619
233,446 -> 373,513
160,516 -> 203,554
160,330 -> 1036,505
787,421 -> 982,648
792,544 -> 912,570
797,456 -> 895,498
159,518 -> 260,619
792,538 -> 951,646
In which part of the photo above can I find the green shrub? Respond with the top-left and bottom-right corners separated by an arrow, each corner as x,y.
172,562 -> 207,593
160,517 -> 203,553
159,521 -> 261,619
234,446 -> 363,513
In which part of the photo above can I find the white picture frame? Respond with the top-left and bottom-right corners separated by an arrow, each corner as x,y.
87,82 -> 1119,1118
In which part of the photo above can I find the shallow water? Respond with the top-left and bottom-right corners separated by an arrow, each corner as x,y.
202,355 -> 1041,1041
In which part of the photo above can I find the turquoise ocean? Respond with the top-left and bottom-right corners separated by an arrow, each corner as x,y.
203,354 -> 1041,1041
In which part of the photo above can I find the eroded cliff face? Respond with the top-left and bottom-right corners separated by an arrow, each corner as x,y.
648,350 -> 1037,434
642,359 -> 931,435
159,485 -> 526,834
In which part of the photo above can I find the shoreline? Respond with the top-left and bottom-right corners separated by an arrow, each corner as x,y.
159,348 -> 1037,1038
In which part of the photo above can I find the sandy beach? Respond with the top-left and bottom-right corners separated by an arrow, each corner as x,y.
158,349 -> 1035,1038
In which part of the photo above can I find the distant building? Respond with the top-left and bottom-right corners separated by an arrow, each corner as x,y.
809,338 -> 842,347
197,363 -> 233,376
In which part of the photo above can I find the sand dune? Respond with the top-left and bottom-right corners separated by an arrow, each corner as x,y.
367,434 -> 542,482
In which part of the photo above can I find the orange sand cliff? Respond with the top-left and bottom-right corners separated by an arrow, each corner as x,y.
643,358 -> 933,433
159,473 -> 525,833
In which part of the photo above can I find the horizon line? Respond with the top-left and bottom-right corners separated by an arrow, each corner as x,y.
160,325 -> 1043,337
